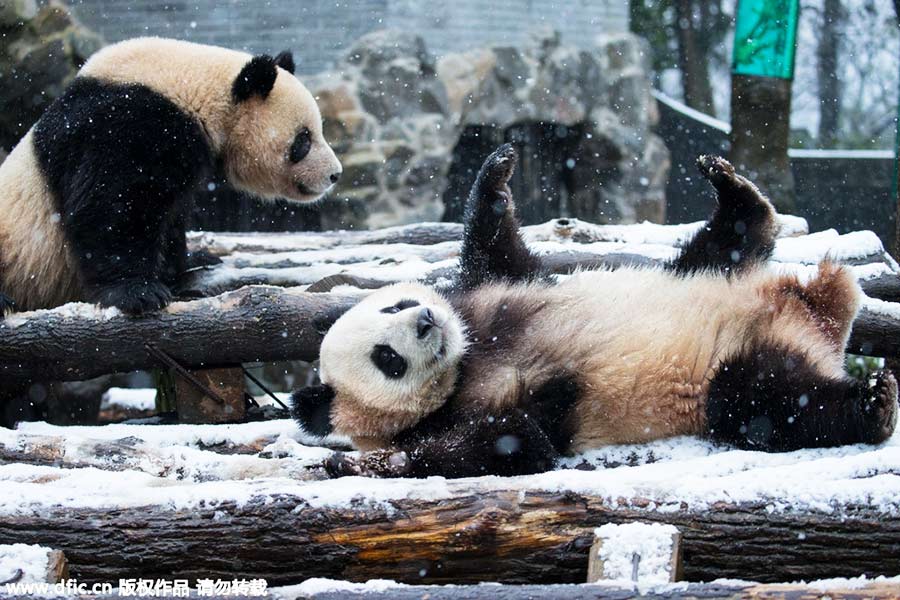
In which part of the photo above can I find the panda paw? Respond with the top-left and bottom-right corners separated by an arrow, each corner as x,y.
0,293 -> 16,318
474,144 -> 518,215
860,370 -> 898,444
324,449 -> 410,479
92,279 -> 173,315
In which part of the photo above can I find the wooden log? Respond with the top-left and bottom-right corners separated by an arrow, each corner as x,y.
285,581 -> 900,600
186,215 -> 808,257
49,581 -> 900,600
0,286 -> 358,385
0,491 -> 897,586
0,433 -> 327,481
3,283 -> 900,385
586,523 -> 682,584
182,248 -> 900,302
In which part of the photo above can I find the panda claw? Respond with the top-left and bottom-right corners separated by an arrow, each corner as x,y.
480,143 -> 518,190
696,154 -> 737,190
325,452 -> 362,478
861,370 -> 898,444
92,279 -> 173,315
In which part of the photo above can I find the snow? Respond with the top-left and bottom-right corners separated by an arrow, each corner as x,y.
0,544 -> 51,585
772,229 -> 885,264
100,387 -> 155,411
269,575 -> 900,597
278,578 -> 407,597
12,419 -> 305,448
593,523 -> 678,584
863,296 -> 900,320
2,421 -> 898,517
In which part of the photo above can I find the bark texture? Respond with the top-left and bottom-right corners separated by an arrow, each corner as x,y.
0,492 -> 896,587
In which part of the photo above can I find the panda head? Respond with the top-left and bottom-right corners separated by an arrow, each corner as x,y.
292,283 -> 468,445
225,51 -> 342,202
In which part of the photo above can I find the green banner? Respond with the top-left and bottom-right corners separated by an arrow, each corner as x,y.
732,0 -> 800,80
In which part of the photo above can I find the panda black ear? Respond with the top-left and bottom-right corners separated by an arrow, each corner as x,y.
232,55 -> 278,102
274,50 -> 295,74
291,384 -> 336,438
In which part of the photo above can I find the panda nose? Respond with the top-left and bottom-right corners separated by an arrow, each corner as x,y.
330,171 -> 342,184
416,307 -> 436,339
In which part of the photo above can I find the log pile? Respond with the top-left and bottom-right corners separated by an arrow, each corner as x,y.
2,217 -> 900,385
2,216 -> 900,591
1,422 -> 899,587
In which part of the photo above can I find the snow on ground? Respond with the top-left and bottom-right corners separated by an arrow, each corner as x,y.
1,420 -> 898,516
100,387 -> 156,412
0,544 -> 52,585
271,574 -> 900,598
594,523 -> 679,584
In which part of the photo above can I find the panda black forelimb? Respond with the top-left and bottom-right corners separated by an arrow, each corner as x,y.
33,77 -> 213,314
670,155 -> 777,277
706,342 -> 899,451
329,405 -> 561,479
456,144 -> 542,291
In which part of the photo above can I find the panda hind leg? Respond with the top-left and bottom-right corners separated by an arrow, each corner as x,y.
706,342 -> 898,451
456,144 -> 541,291
670,155 -> 778,276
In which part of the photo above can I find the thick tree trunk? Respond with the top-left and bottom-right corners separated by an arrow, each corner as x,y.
817,0 -> 843,147
674,0 -> 715,113
0,491 -> 896,587
730,75 -> 796,213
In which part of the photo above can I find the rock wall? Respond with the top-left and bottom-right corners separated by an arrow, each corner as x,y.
0,0 -> 103,152
311,29 -> 670,228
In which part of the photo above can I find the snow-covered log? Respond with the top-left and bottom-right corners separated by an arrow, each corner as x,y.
0,286 -> 358,384
3,419 -> 898,587
2,285 -> 900,385
0,489 -> 897,586
185,215 -> 809,257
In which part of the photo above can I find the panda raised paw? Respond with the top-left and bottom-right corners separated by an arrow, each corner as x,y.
473,143 -> 518,216
91,279 -> 173,315
860,370 -> 899,444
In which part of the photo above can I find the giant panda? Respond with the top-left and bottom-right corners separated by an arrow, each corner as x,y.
0,37 -> 342,315
291,145 -> 899,479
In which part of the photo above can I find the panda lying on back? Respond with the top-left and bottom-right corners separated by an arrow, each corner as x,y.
292,145 -> 898,479
0,38 -> 341,315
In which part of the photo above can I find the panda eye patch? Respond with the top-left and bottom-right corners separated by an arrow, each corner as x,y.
380,299 -> 420,314
371,344 -> 407,379
289,128 -> 311,163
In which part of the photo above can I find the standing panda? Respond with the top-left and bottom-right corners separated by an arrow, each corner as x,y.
292,145 -> 898,478
0,37 -> 342,315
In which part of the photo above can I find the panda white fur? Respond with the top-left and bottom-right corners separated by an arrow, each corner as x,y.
292,145 -> 899,479
0,37 -> 342,315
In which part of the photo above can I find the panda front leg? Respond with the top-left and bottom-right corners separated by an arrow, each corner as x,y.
706,343 -> 898,451
456,144 -> 542,291
670,155 -> 778,276
65,188 -> 182,315
325,407 -> 560,478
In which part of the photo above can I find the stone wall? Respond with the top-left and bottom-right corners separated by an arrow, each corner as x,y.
312,29 -> 669,228
0,0 -> 103,151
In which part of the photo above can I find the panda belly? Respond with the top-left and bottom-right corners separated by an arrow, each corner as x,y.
537,268 -> 770,450
0,131 -> 82,310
